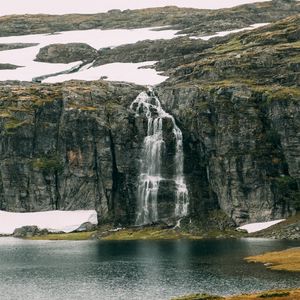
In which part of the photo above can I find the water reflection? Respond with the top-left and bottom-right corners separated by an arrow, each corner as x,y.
0,238 -> 299,300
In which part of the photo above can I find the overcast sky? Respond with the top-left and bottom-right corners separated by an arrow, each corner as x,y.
0,0 -> 271,16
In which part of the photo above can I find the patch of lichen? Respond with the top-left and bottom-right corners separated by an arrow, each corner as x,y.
105,101 -> 123,114
66,103 -> 98,111
213,38 -> 244,54
0,110 -> 12,118
4,118 -> 31,130
0,85 -> 62,104
269,87 -> 300,102
32,155 -> 64,174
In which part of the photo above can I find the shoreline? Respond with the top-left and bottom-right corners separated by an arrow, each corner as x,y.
171,289 -> 300,300
245,247 -> 300,272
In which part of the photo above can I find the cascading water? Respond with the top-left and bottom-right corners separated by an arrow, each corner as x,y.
130,88 -> 189,225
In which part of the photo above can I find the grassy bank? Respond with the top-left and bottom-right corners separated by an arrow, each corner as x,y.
245,248 -> 300,272
172,289 -> 300,300
99,227 -> 202,240
28,231 -> 97,240
26,226 -> 244,241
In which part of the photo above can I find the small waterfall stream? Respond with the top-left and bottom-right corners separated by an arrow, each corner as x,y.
130,89 -> 189,225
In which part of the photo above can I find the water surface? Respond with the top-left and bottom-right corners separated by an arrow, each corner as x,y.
0,238 -> 299,300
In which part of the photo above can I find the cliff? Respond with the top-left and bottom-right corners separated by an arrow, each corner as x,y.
0,9 -> 299,227
0,81 -> 145,224
158,15 -> 300,224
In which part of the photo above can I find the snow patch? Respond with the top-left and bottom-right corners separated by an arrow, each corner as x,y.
237,219 -> 285,233
0,27 -> 178,82
190,23 -> 269,40
43,61 -> 168,85
0,210 -> 98,235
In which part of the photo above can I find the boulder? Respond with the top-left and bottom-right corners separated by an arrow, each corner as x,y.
76,222 -> 97,232
35,43 -> 97,63
13,226 -> 48,238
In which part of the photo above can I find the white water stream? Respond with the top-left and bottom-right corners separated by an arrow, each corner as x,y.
130,89 -> 189,225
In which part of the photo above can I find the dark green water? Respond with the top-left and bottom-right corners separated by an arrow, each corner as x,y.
0,237 -> 299,300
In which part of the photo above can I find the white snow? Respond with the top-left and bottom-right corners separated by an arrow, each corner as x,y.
0,0 -> 271,16
0,210 -> 98,235
190,23 -> 269,40
43,61 -> 168,85
237,219 -> 285,233
0,27 -> 179,50
0,27 -> 177,82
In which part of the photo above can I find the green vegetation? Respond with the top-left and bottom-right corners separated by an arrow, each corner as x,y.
32,155 -> 64,174
28,231 -> 97,240
100,227 -> 202,241
171,294 -> 223,300
265,87 -> 300,102
4,118 -> 31,130
105,101 -> 122,114
213,38 -> 243,54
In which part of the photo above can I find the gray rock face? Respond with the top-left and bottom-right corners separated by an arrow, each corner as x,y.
0,12 -> 299,228
35,43 -> 97,63
0,81 -> 144,225
13,226 -> 48,237
76,222 -> 97,232
157,84 -> 299,225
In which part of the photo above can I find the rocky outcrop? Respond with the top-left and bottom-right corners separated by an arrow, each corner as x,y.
35,43 -> 97,63
0,63 -> 20,70
93,37 -> 211,68
13,226 -> 48,238
0,43 -> 38,51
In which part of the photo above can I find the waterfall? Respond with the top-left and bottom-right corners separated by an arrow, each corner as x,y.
130,88 -> 189,225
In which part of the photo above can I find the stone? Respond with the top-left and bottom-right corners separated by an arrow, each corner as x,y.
76,222 -> 97,232
13,226 -> 48,238
35,43 -> 98,63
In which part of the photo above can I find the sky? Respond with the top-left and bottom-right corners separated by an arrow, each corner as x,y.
0,0 -> 271,16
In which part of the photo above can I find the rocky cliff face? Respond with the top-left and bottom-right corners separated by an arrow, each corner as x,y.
157,15 -> 300,224
0,81 -> 147,225
0,10 -> 299,227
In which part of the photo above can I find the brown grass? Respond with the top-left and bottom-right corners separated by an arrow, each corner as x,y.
172,289 -> 300,300
100,227 -> 202,241
245,248 -> 300,272
28,231 -> 96,240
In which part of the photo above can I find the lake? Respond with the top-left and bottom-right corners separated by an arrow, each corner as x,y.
0,238 -> 299,300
